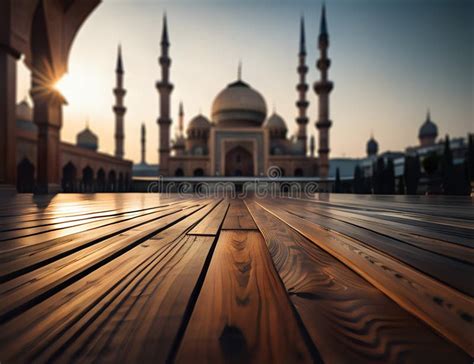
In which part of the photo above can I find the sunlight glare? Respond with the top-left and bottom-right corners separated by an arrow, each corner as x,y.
54,74 -> 73,100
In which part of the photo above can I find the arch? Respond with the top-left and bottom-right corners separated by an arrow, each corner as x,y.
225,146 -> 254,176
193,168 -> 204,177
17,158 -> 35,193
82,166 -> 94,193
294,168 -> 304,177
62,162 -> 77,192
175,168 -> 184,177
108,170 -> 117,192
124,173 -> 130,192
118,172 -> 124,192
96,168 -> 106,192
29,1 -> 100,193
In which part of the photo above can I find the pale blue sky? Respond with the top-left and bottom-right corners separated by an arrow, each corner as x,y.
17,0 -> 474,164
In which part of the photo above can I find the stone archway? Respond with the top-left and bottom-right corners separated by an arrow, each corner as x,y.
82,166 -> 94,193
17,158 -> 35,193
193,168 -> 204,177
62,162 -> 77,192
108,170 -> 117,192
225,146 -> 254,176
118,172 -> 124,192
97,168 -> 106,192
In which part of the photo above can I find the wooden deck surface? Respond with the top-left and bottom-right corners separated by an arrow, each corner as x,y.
0,193 -> 472,363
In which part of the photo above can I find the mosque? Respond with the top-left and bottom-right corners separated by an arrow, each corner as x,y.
14,98 -> 132,193
153,7 -> 334,178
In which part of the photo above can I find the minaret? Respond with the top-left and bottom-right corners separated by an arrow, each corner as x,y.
156,14 -> 173,176
178,101 -> 184,136
314,4 -> 334,178
141,123 -> 146,164
113,44 -> 126,159
296,15 -> 309,155
310,135 -> 315,157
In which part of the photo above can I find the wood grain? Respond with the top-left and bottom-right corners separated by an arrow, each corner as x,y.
0,193 -> 471,363
246,199 -> 471,363
256,199 -> 474,356
189,200 -> 229,235
175,230 -> 313,363
279,199 -> 474,294
221,200 -> 258,230
0,200 -> 219,363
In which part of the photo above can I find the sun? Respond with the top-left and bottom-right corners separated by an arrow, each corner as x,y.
54,74 -> 74,100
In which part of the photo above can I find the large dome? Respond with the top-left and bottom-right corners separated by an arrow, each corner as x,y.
211,80 -> 267,127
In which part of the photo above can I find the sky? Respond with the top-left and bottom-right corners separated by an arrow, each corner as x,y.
17,0 -> 474,164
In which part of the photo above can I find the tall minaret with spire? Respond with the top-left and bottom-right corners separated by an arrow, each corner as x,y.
156,14 -> 173,176
113,44 -> 126,159
172,101 -> 185,156
314,4 -> 334,178
141,123 -> 146,164
296,16 -> 309,155
178,101 -> 184,136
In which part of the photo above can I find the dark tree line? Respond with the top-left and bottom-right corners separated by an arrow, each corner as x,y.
353,157 -> 395,194
352,134 -> 473,195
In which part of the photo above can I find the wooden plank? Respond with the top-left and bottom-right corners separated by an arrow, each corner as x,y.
246,199 -> 471,363
175,230 -> 314,363
256,199 -> 474,356
0,194 -> 182,226
221,200 -> 257,230
0,202 -> 211,322
0,200 -> 221,362
0,202 -> 178,232
306,203 -> 474,264
279,198 -> 474,295
0,234 -> 215,363
0,201 -> 200,281
296,196 -> 474,247
0,200 -> 195,252
188,200 -> 229,236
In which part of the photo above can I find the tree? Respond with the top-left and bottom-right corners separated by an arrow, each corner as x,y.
422,151 -> 440,194
373,157 -> 385,194
353,165 -> 364,194
468,134 -> 474,194
441,135 -> 455,194
397,177 -> 405,194
422,152 -> 440,176
335,168 -> 342,193
404,155 -> 420,195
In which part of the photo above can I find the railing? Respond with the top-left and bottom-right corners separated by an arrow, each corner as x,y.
132,175 -> 353,195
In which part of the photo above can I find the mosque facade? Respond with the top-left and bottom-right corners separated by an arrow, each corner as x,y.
15,99 -> 132,193
154,7 -> 333,178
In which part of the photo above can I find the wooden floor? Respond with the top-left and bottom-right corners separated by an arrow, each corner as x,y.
0,193 -> 472,363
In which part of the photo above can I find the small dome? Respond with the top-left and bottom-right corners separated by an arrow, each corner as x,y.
419,112 -> 438,139
264,113 -> 287,131
77,125 -> 98,151
366,136 -> 378,156
187,114 -> 211,132
16,100 -> 33,122
211,80 -> 267,127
